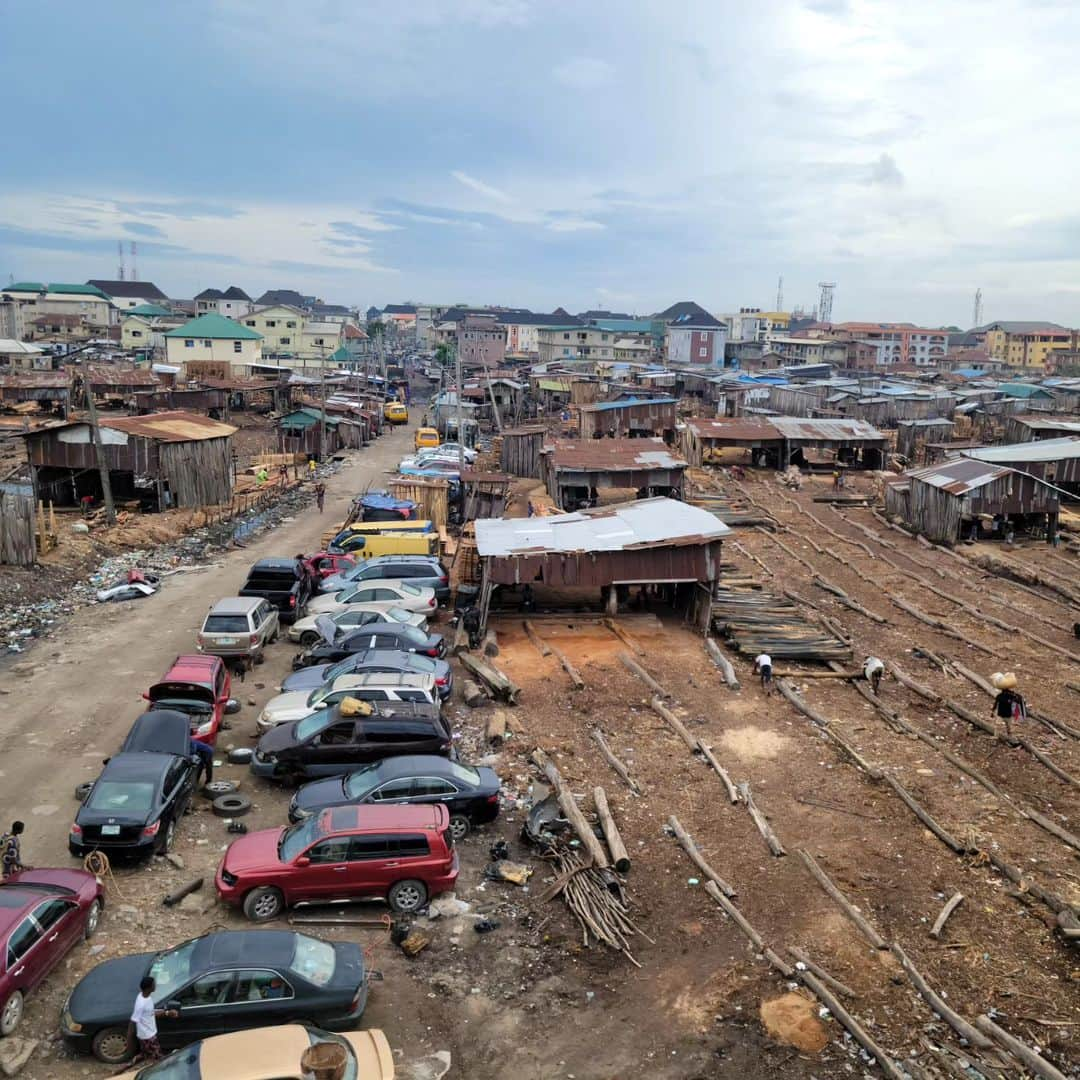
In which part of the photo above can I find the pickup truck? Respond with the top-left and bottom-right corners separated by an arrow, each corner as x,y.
239,558 -> 313,624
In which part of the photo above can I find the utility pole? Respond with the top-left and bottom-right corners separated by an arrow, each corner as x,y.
83,377 -> 116,524
454,341 -> 465,476
319,347 -> 327,462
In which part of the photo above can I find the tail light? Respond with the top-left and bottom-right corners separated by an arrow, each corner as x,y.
69,823 -> 82,837
350,985 -> 365,1012
439,575 -> 448,584
425,648 -> 438,657
486,793 -> 500,805
289,594 -> 297,608
435,676 -> 448,686
428,598 -> 436,607
141,821 -> 161,839
249,635 -> 258,646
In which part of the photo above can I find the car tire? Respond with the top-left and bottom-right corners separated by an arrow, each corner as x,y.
92,1025 -> 133,1064
213,793 -> 252,817
388,879 -> 428,913
161,818 -> 177,853
201,780 -> 239,799
253,651 -> 266,665
74,781 -> 93,802
448,814 -> 471,841
227,748 -> 253,765
243,886 -> 285,922
0,990 -> 23,1037
83,898 -> 102,940
299,630 -> 319,647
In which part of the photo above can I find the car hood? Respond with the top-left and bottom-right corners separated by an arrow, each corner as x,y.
221,827 -> 284,874
68,952 -> 154,1026
260,691 -> 315,727
320,574 -> 351,593
307,595 -> 346,615
289,612 -> 322,634
256,721 -> 304,755
280,664 -> 334,693
292,775 -> 349,814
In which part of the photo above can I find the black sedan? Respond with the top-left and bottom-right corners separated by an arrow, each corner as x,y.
280,649 -> 453,700
289,754 -> 499,840
70,712 -> 199,859
293,622 -> 445,669
61,930 -> 369,1064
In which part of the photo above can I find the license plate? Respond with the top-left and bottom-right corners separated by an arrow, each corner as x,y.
101,825 -> 120,836
217,638 -> 237,645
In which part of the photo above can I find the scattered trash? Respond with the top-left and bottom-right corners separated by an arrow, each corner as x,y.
226,821 -> 248,834
687,877 -> 700,886
399,928 -> 432,957
474,918 -> 500,934
489,839 -> 510,861
484,860 -> 533,886
427,893 -> 472,919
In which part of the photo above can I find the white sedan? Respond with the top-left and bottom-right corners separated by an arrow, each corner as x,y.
306,579 -> 437,619
287,605 -> 426,645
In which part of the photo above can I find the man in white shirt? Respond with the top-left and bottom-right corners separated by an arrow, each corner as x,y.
863,656 -> 885,695
754,653 -> 773,694
126,976 -> 177,1065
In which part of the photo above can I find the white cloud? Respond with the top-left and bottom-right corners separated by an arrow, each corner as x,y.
450,171 -> 514,204
552,57 -> 614,90
546,218 -> 605,233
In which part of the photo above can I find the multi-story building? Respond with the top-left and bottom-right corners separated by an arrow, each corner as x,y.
121,305 -> 188,352
194,287 -> 255,320
240,305 -> 305,357
537,325 -> 617,365
298,321 -> 345,363
87,280 -> 170,317
726,308 -> 765,344
981,321 -> 1075,370
164,313 -> 263,375
823,322 -> 949,367
666,314 -> 728,366
1,283 -> 114,333
458,314 -> 505,369
503,311 -> 579,359
763,336 -> 848,365
26,312 -> 94,345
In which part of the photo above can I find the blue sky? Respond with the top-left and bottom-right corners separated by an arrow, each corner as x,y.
4,0 -> 1080,324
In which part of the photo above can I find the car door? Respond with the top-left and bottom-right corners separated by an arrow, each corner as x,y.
163,759 -> 194,830
218,969 -> 298,1031
298,836 -> 353,900
158,970 -> 233,1047
367,777 -> 417,807
4,916 -> 46,992
213,662 -> 230,732
410,777 -> 461,814
28,898 -> 82,973
305,721 -> 361,776
347,584 -> 383,611
342,835 -> 394,896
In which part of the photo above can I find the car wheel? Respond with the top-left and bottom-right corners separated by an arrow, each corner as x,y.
299,630 -> 319,646
448,814 -> 471,841
253,651 -> 266,665
388,879 -> 428,913
227,748 -> 253,765
213,793 -> 252,817
0,990 -> 23,1037
161,818 -> 176,853
92,1025 -> 133,1064
83,898 -> 102,940
243,886 -> 285,922
201,780 -> 239,799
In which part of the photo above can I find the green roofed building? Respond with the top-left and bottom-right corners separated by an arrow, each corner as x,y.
164,313 -> 263,375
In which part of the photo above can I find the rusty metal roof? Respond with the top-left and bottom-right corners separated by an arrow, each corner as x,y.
475,496 -> 729,557
770,417 -> 887,442
906,457 -> 1012,494
543,437 -> 687,471
963,436 -> 1080,463
87,366 -> 160,386
684,417 -> 782,441
99,410 -> 237,442
0,372 -> 70,389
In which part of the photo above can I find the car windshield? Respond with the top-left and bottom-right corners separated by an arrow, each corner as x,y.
324,658 -> 357,681
279,817 -> 323,862
395,625 -> 426,646
343,763 -> 381,798
307,685 -> 335,708
291,936 -> 337,987
386,606 -> 415,623
86,781 -> 156,816
406,655 -> 436,673
203,615 -> 249,633
397,582 -> 422,597
135,1045 -> 201,1080
447,761 -> 481,785
294,707 -> 337,743
149,939 -> 198,1003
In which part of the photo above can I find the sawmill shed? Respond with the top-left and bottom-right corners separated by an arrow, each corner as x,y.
540,437 -> 687,509
577,396 -> 677,440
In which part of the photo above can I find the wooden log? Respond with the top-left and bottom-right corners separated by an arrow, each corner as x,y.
797,850 -> 887,950
452,620 -> 470,656
889,943 -> 992,1049
603,617 -> 645,656
788,946 -> 856,999
522,619 -> 552,656
975,1015 -> 1069,1080
812,577 -> 888,623
619,652 -> 669,697
460,651 -> 521,703
668,815 -> 737,898
929,892 -> 964,939
593,787 -> 630,874
697,741 -> 740,803
462,679 -> 488,708
704,637 -> 741,690
890,594 -> 994,652
650,696 -> 698,754
549,642 -> 585,690
481,629 -> 499,657
591,730 -> 641,795
163,877 -> 204,908
531,748 -> 609,869
485,710 -> 506,744
737,781 -> 786,857
881,774 -> 966,854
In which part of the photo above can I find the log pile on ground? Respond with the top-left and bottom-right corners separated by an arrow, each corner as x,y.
711,585 -> 852,661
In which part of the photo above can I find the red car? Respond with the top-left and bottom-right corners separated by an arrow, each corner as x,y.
0,869 -> 104,1037
304,552 -> 357,582
216,804 -> 458,920
143,655 -> 236,746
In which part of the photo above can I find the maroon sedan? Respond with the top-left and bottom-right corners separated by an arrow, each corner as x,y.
0,869 -> 104,1036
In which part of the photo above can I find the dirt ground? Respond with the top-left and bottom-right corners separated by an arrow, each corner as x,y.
2,435 -> 1079,1079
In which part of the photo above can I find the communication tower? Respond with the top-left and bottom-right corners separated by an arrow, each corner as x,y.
973,288 -> 983,328
817,282 -> 836,324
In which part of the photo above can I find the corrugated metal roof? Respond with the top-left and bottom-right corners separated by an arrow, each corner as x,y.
99,410 -> 237,442
684,418 -> 781,441
475,497 -> 729,557
770,417 -> 887,442
544,437 -> 687,471
1011,416 -> 1080,434
87,366 -> 160,386
579,396 -> 676,412
906,457 -> 1012,494
962,436 -> 1080,463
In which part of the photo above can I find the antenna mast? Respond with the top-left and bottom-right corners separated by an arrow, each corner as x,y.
817,281 -> 836,324
130,241 -> 138,282
776,275 -> 784,312
972,288 -> 983,327
117,241 -> 125,281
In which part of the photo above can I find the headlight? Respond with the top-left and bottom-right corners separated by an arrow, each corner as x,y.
293,807 -> 310,819
196,720 -> 213,736
62,1010 -> 82,1033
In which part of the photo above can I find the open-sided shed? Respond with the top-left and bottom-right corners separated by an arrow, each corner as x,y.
577,396 -> 677,439
540,437 -> 687,509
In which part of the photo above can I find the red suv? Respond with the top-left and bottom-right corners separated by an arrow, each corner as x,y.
143,655 -> 235,746
215,804 -> 458,920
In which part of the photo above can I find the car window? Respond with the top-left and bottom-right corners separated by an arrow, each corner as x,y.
371,779 -> 414,801
86,781 -> 156,815
339,610 -> 369,625
307,838 -> 350,864
370,588 -> 397,601
175,971 -> 234,1008
279,817 -> 322,862
31,898 -> 75,931
203,615 -> 249,633
348,836 -> 393,860
166,761 -> 188,792
447,762 -> 481,785
397,689 -> 431,702
386,606 -> 416,623
290,935 -> 336,987
316,722 -> 355,746
294,708 -> 338,742
413,777 -> 456,797
396,834 -> 432,857
149,940 -> 198,1003
377,728 -> 433,743
7,917 -> 41,965
214,666 -> 226,697
398,582 -> 423,596
228,970 -> 294,1004
407,655 -> 436,674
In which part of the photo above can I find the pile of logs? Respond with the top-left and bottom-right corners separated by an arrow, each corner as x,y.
711,586 -> 852,661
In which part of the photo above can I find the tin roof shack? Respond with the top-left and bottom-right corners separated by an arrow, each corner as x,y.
964,437 -> 1080,498
540,438 -> 687,510
132,385 -> 230,418
23,410 -> 236,511
679,417 -> 785,468
461,471 -> 513,521
1002,414 -> 1080,444
277,408 -> 344,458
896,418 -> 955,462
771,417 -> 889,471
0,372 -> 71,416
577,397 -> 677,440
475,497 -> 729,627
886,456 -> 1061,545
85,366 -> 160,407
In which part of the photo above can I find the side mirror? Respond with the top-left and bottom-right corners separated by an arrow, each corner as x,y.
141,693 -> 151,701
295,856 -> 311,868
224,699 -> 241,715
166,1000 -> 182,1014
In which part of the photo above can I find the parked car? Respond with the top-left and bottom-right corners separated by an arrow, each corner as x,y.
414,427 -> 440,451
143,655 -> 238,746
289,755 -> 499,839
256,673 -> 440,734
250,703 -> 452,782
70,712 -> 200,859
216,804 -> 458,919
239,558 -> 314,624
197,598 -> 279,663
279,649 -> 452,700
307,580 -> 436,619
326,531 -> 440,560
293,621 -> 446,668
289,607 -> 424,648
383,401 -> 408,425
61,931 -> 370,1064
321,555 -> 450,601
0,869 -> 104,1037
108,1025 -> 394,1080
301,552 -> 357,583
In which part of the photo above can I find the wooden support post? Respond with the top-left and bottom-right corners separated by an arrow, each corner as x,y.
696,741 -> 740,803
603,617 -> 645,656
797,850 -> 886,950
549,642 -> 585,690
738,781 -> 786,857
593,787 -> 630,873
459,651 -> 521,703
481,629 -> 499,657
591,730 -> 641,795
531,749 -> 608,869
929,893 -> 964,939
620,652 -> 669,697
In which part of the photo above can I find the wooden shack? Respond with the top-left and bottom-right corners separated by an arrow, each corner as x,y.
895,418 -> 955,461
499,426 -> 546,478
577,396 -> 677,440
540,437 -> 687,509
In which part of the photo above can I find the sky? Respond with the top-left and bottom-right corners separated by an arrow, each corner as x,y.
3,0 -> 1080,326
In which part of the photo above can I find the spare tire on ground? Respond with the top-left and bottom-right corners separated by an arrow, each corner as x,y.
212,793 -> 252,818
201,780 -> 239,799
74,781 -> 93,802
227,747 -> 253,765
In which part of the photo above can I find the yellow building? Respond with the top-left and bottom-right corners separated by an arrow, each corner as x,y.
164,313 -> 263,375
240,305 -> 305,356
983,321 -> 1074,369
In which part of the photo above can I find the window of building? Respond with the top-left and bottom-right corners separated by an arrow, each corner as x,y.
132,330 -> 142,338
315,338 -> 325,345
203,339 -> 212,347
563,333 -> 570,340
267,320 -> 277,328
286,321 -> 296,328
280,337 -> 291,345
184,340 -> 194,348
245,320 -> 256,327
699,346 -> 708,358
233,340 -> 242,353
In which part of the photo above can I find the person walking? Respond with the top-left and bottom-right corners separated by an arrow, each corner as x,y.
126,977 -> 178,1067
753,653 -> 773,694
308,458 -> 317,479
863,655 -> 885,695
993,682 -> 1027,739
314,482 -> 326,513
1,822 -> 26,879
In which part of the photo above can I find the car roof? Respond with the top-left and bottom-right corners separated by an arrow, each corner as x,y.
358,556 -> 441,567
193,930 -> 302,970
0,885 -> 51,929
368,754 -> 467,780
318,803 -> 447,834
101,751 -> 177,779
344,623 -> 427,641
330,672 -> 435,689
341,650 -> 428,667
162,655 -> 220,683
208,597 -> 262,615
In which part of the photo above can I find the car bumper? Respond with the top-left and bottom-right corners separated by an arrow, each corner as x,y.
60,1027 -> 94,1056
214,866 -> 242,906
250,756 -> 288,780
286,625 -> 306,642
69,836 -> 157,859
198,644 -> 260,660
